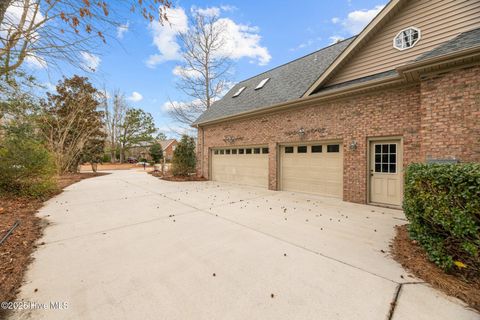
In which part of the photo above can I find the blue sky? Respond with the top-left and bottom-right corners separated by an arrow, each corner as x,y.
27,0 -> 385,137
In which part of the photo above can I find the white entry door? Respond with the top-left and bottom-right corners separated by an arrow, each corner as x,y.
369,140 -> 403,206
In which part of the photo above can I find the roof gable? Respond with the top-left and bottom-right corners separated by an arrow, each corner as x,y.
303,0 -> 404,96
305,0 -> 480,94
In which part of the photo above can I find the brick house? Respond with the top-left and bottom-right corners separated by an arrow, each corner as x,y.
159,139 -> 178,161
128,139 -> 177,162
193,0 -> 480,208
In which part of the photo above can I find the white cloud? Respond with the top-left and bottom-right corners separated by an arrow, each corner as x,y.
332,4 -> 385,35
127,91 -> 143,102
217,18 -> 271,65
3,2 -> 46,69
329,36 -> 345,44
3,1 -> 44,29
162,99 -> 202,112
172,66 -> 202,79
220,5 -> 237,12
25,55 -> 47,69
117,21 -> 129,39
80,52 -> 101,71
146,6 -> 271,68
146,7 -> 188,68
192,6 -> 220,17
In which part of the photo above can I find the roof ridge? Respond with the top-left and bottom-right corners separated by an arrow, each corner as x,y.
235,36 -> 357,86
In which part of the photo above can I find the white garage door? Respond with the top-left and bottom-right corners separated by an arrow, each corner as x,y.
280,143 -> 343,198
211,146 -> 269,188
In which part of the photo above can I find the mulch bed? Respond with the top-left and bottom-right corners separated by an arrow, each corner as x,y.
149,171 -> 207,182
0,172 -> 108,317
391,225 -> 480,312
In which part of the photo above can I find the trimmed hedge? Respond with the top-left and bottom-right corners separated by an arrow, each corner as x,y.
404,163 -> 480,277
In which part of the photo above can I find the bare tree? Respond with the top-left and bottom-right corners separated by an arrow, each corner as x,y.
168,11 -> 231,126
0,0 -> 171,78
103,89 -> 127,163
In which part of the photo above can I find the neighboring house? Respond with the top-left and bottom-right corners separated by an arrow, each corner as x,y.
128,139 -> 178,161
193,0 -> 480,208
159,139 -> 178,161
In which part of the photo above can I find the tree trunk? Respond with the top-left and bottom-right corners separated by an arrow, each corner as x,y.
110,149 -> 116,163
120,147 -> 125,163
91,163 -> 98,172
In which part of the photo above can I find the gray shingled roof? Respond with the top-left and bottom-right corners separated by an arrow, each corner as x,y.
193,37 -> 355,125
416,27 -> 480,61
193,27 -> 480,126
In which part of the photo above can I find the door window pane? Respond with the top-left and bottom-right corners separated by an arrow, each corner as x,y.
311,145 -> 322,153
214,150 -> 219,155
285,147 -> 294,153
253,148 -> 261,154
246,148 -> 252,154
232,149 -> 237,154
219,149 -> 224,155
262,147 -> 269,154
374,143 -> 397,173
225,149 -> 231,155
239,149 -> 245,154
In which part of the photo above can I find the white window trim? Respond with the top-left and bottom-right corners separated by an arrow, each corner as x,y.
393,26 -> 421,51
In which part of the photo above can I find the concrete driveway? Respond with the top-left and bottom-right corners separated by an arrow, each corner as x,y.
9,170 -> 478,320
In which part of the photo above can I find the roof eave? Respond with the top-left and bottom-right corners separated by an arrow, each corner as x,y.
194,74 -> 404,127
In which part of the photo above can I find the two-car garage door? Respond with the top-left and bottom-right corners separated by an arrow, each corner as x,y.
211,143 -> 343,198
211,146 -> 269,188
280,143 -> 343,198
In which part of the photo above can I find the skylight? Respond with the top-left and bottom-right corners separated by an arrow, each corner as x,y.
232,86 -> 246,97
255,78 -> 270,90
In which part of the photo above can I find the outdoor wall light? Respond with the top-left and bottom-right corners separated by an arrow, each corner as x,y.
298,128 -> 306,137
349,140 -> 358,151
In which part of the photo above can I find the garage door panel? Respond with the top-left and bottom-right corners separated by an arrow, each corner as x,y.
281,144 -> 343,198
212,150 -> 268,188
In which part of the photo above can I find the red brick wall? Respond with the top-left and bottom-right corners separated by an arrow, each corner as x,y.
420,66 -> 480,162
165,141 -> 178,160
197,66 -> 480,204
198,85 -> 422,203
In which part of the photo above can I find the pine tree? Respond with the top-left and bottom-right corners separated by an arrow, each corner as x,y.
172,135 -> 196,176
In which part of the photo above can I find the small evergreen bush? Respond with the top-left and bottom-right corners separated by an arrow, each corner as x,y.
0,136 -> 57,198
172,135 -> 196,176
149,143 -> 163,163
404,163 -> 480,277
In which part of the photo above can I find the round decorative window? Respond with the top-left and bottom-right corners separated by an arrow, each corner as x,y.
393,27 -> 421,50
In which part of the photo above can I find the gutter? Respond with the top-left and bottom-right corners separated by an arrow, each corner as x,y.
396,45 -> 480,74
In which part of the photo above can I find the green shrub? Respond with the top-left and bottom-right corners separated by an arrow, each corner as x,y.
149,142 -> 163,163
102,154 -> 111,163
404,163 -> 480,276
0,137 -> 57,198
172,135 -> 196,176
